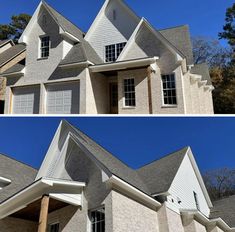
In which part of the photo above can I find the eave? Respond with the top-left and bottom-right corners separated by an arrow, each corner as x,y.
0,177 -> 85,220
89,57 -> 159,73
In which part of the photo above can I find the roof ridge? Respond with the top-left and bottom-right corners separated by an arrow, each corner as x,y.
137,146 -> 189,170
42,1 -> 85,35
0,152 -> 38,171
159,24 -> 189,32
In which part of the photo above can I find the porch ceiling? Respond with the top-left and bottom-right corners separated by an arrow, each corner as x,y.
10,197 -> 68,222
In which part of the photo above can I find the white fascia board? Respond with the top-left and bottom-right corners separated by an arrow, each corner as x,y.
19,1 -> 43,43
59,61 -> 94,69
199,80 -> 208,87
90,57 -> 159,73
50,193 -> 82,206
61,31 -> 80,43
107,175 -> 161,209
36,120 -> 64,179
0,178 -> 85,219
187,148 -> 213,208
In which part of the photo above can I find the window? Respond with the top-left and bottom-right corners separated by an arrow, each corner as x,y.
40,36 -> 50,58
124,78 -> 136,107
162,74 -> 177,105
105,42 -> 126,62
193,191 -> 200,211
49,223 -> 59,232
91,208 -> 105,232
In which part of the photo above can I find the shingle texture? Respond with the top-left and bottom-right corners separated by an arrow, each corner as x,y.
0,154 -> 37,203
160,25 -> 194,65
64,121 -> 188,196
137,147 -> 188,194
1,63 -> 25,75
210,195 -> 235,227
191,63 -> 212,85
42,1 -> 84,41
0,43 -> 26,67
60,42 -> 102,66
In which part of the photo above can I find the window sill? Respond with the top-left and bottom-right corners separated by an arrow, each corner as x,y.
122,106 -> 136,110
37,57 -> 49,61
161,105 -> 178,109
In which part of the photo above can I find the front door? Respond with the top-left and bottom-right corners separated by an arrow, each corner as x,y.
110,83 -> 118,114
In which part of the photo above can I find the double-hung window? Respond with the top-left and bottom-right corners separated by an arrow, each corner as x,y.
91,208 -> 105,232
49,223 -> 59,232
105,42 -> 126,62
124,78 -> 136,107
162,74 -> 177,105
40,36 -> 50,58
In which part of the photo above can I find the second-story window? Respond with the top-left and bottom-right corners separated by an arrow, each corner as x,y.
162,74 -> 177,106
105,42 -> 126,62
193,191 -> 200,211
49,222 -> 59,232
40,36 -> 50,58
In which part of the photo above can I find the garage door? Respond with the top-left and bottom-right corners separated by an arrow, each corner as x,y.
13,86 -> 40,114
46,82 -> 79,114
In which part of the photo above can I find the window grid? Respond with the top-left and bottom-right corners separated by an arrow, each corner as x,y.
13,93 -> 34,114
91,208 -> 105,232
49,223 -> 59,232
124,78 -> 136,107
105,42 -> 126,62
40,36 -> 50,58
47,90 -> 72,114
162,74 -> 177,105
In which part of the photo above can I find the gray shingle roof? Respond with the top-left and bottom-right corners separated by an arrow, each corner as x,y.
191,63 -> 212,85
0,43 -> 26,68
1,63 -> 25,75
210,195 -> 235,227
0,154 -> 37,203
137,147 -> 188,195
159,25 -> 194,65
60,41 -> 102,66
42,1 -> 84,41
64,121 -> 188,196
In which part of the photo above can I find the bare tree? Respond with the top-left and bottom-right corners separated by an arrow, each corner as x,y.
204,168 -> 235,200
192,36 -> 231,68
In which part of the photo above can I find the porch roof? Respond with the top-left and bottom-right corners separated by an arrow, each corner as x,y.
0,177 -> 85,220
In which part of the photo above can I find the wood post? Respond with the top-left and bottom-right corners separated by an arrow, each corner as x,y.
38,195 -> 50,232
147,66 -> 153,114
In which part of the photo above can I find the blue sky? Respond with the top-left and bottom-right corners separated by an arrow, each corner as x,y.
0,117 -> 234,173
1,0 -> 233,46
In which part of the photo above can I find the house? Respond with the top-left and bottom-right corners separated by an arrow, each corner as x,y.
0,39 -> 26,113
0,120 -> 234,232
1,0 -> 214,115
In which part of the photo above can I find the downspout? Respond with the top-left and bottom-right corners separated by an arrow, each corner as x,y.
147,66 -> 153,114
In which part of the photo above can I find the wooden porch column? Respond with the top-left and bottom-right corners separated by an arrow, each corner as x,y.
38,195 -> 50,232
147,66 -> 153,114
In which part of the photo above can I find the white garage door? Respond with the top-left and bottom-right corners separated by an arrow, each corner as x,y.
13,86 -> 40,114
46,82 -> 80,114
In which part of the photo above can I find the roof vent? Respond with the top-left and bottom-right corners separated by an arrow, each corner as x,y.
0,177 -> 11,189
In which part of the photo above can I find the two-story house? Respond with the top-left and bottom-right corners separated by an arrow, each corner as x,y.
0,120 -> 234,232
1,0 -> 214,115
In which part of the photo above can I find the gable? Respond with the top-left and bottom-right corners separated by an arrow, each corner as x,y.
168,149 -> 211,216
85,0 -> 140,60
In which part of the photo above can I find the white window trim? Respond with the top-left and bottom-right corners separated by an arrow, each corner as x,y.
89,206 -> 105,232
38,35 -> 51,59
123,77 -> 136,108
104,42 -> 126,63
161,73 -> 178,107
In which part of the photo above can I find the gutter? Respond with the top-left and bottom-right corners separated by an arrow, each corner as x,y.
89,57 -> 159,73
58,61 -> 94,69
1,68 -> 25,77
106,175 -> 161,209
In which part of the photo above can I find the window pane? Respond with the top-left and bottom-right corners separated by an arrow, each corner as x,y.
91,208 -> 105,232
40,36 -> 50,58
123,78 -> 136,107
161,74 -> 177,105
